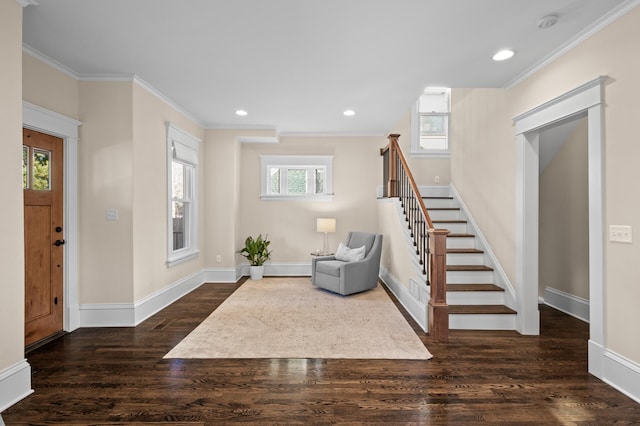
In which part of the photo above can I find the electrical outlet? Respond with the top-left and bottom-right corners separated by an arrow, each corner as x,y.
434,175 -> 440,183
609,225 -> 632,243
216,255 -> 222,263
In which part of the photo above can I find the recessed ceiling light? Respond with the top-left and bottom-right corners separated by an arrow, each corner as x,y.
235,109 -> 248,116
492,49 -> 515,62
343,109 -> 355,117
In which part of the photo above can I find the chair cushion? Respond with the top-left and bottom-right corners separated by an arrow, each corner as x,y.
315,260 -> 344,277
335,243 -> 366,262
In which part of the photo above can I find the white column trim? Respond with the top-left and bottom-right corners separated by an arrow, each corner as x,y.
23,101 -> 82,332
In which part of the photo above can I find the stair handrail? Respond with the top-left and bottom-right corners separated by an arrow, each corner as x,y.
381,134 -> 449,341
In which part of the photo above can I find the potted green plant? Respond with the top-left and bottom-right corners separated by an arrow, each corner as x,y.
239,234 -> 272,280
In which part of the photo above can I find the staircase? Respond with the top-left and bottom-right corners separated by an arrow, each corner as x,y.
423,193 -> 516,330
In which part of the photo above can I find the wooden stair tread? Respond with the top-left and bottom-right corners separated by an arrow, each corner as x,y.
446,284 -> 504,292
422,196 -> 453,199
447,265 -> 494,272
449,305 -> 516,315
447,233 -> 475,238
427,207 -> 460,211
447,248 -> 484,254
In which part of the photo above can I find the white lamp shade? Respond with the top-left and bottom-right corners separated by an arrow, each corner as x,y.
316,218 -> 336,233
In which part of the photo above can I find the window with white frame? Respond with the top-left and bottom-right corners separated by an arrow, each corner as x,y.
411,87 -> 451,157
167,123 -> 200,266
260,155 -> 334,200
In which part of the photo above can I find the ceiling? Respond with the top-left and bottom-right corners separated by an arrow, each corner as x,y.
22,0 -> 632,135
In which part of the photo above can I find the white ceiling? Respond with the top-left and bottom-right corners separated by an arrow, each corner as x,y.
22,0 -> 633,135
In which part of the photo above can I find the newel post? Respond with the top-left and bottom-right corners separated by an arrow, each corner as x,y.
387,134 -> 399,197
428,228 -> 449,341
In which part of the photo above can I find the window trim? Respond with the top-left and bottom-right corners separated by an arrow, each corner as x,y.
411,88 -> 451,158
166,123 -> 201,267
260,155 -> 334,201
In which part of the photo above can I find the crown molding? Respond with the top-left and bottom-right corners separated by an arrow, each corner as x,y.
22,44 -> 205,128
505,0 -> 640,89
16,0 -> 38,7
22,44 -> 79,80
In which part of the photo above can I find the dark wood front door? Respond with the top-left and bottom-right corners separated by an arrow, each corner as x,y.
23,128 -> 64,346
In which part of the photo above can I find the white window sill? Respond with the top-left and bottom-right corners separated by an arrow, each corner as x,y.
260,194 -> 334,202
167,249 -> 200,268
410,151 -> 451,159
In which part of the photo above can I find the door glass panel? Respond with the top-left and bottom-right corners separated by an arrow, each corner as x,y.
23,146 -> 29,189
32,148 -> 51,191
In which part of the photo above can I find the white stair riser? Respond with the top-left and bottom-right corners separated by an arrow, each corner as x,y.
433,222 -> 468,233
446,253 -> 484,265
447,270 -> 494,283
450,313 -> 516,330
427,210 -> 461,221
447,291 -> 505,305
423,198 -> 457,208
446,237 -> 475,249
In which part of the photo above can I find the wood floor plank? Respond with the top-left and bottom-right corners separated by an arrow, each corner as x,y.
3,278 -> 639,424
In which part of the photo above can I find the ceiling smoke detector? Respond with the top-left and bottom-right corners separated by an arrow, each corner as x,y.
536,14 -> 559,29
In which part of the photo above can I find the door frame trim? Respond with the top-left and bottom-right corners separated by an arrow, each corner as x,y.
23,101 -> 81,332
513,76 -> 605,378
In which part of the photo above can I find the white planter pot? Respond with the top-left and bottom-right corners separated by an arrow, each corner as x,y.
250,265 -> 264,280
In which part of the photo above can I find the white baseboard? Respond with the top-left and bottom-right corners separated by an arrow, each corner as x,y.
79,302 -> 135,327
78,265 -> 314,327
600,346 -> 640,404
202,268 -> 240,283
0,360 -> 33,413
379,266 -> 428,332
80,271 -> 206,327
133,270 -> 205,325
237,263 -> 312,277
543,286 -> 590,323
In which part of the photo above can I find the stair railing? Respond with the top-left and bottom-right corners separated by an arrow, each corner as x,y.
381,134 -> 449,341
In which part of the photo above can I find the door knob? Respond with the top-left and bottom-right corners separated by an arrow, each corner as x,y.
53,239 -> 66,247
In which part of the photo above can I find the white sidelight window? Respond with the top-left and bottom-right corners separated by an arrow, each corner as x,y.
167,123 -> 200,266
260,155 -> 334,201
411,87 -> 451,157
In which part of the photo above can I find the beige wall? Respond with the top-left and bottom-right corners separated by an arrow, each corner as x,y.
22,52 -> 79,120
237,136 -> 383,263
78,81 -> 135,303
0,0 -> 26,372
202,129 -> 245,269
132,84 -> 204,300
390,112 -> 451,186
378,200 -> 416,290
450,88 -> 516,283
451,7 -> 640,363
539,118 -> 589,300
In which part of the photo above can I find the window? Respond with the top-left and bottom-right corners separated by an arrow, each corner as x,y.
260,155 -> 333,200
167,123 -> 200,267
411,87 -> 451,157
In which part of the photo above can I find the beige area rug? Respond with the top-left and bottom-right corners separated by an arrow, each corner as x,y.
164,277 -> 432,360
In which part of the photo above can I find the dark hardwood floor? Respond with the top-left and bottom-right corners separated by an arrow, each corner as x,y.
3,278 -> 639,425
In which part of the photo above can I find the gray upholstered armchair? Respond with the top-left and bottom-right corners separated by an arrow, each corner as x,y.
311,232 -> 383,295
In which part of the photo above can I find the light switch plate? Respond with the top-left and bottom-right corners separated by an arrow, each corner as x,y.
106,208 -> 119,221
609,225 -> 632,243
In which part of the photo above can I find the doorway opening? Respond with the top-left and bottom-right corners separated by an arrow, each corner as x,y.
513,77 -> 605,379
